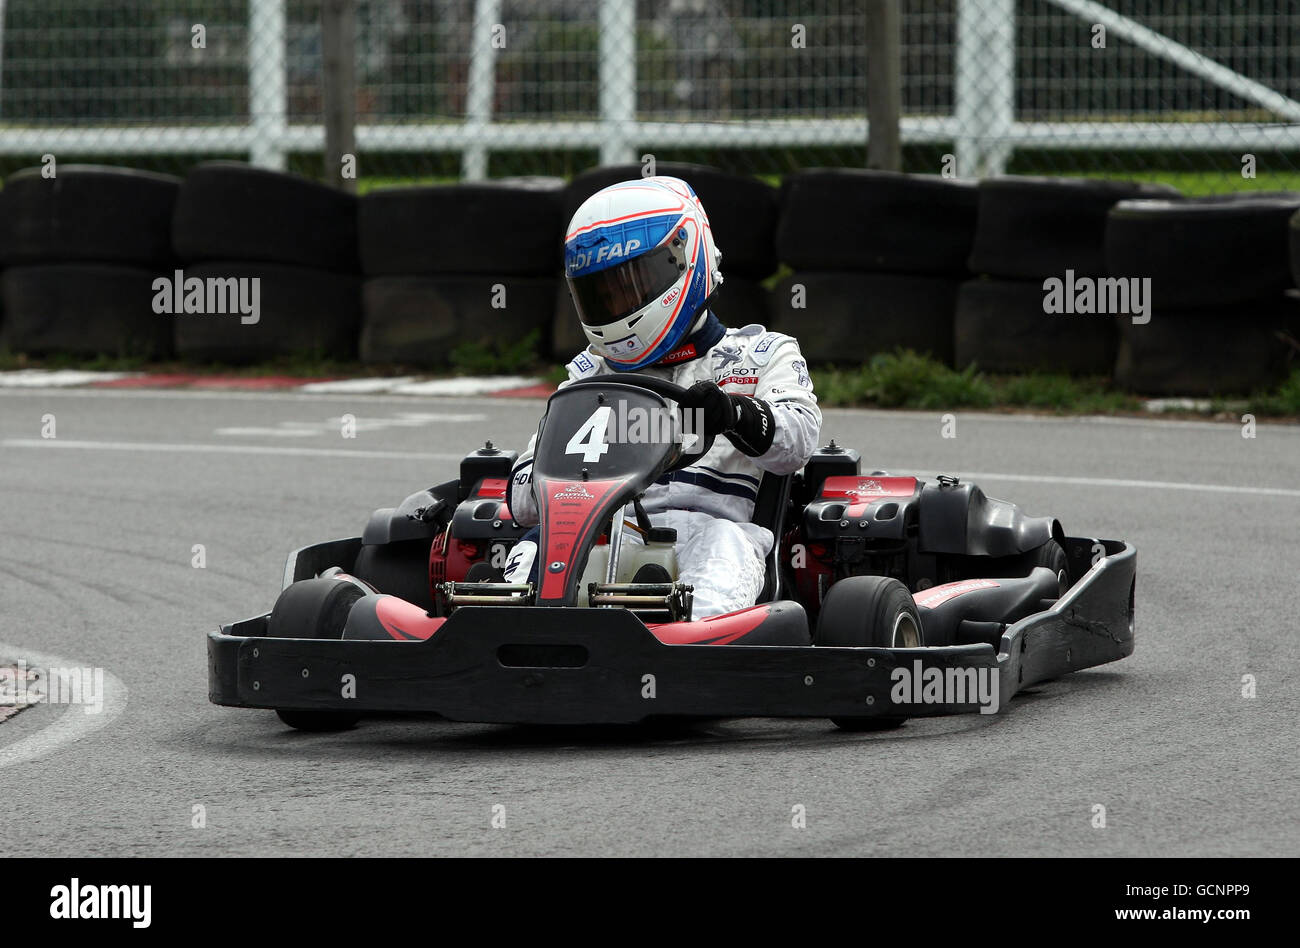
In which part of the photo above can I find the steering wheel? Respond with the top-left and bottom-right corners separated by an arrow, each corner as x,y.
564,374 -> 715,471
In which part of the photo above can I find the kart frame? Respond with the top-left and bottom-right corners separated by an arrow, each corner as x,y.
207,535 -> 1135,725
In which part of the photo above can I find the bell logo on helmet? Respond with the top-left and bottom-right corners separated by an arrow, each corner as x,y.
660,286 -> 681,307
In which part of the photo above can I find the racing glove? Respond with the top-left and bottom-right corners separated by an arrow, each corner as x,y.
680,380 -> 776,458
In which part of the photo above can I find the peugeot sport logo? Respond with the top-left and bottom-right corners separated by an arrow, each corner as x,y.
553,484 -> 595,500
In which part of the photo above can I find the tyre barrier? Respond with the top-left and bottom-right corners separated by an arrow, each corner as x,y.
361,275 -> 554,368
953,277 -> 1118,376
776,169 -> 979,275
0,160 -> 1297,398
770,271 -> 958,366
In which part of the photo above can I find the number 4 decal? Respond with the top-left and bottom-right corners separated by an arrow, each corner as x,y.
566,406 -> 612,463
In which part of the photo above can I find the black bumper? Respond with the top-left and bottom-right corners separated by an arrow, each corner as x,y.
208,538 -> 1135,725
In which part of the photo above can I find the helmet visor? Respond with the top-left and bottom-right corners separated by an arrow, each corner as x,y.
568,244 -> 684,327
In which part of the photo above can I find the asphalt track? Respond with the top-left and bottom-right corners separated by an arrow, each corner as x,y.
0,386 -> 1296,857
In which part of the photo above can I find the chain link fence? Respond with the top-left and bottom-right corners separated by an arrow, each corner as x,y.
1,0 -> 1298,191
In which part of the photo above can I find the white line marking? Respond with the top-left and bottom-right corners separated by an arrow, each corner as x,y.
1,439 -> 462,462
0,369 -> 138,388
296,375 -> 540,396
387,375 -> 541,396
907,469 -> 1300,500
0,646 -> 127,769
214,411 -> 485,438
5,438 -> 1300,498
295,376 -> 420,394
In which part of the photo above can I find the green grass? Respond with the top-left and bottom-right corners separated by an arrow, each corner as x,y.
6,345 -> 1300,418
447,328 -> 544,375
817,350 -> 1143,413
347,166 -> 1300,200
1060,169 -> 1300,196
1241,368 -> 1300,416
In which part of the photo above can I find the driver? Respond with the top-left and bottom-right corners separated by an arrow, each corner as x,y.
504,176 -> 822,617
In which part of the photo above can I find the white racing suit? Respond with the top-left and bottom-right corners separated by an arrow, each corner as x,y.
505,320 -> 822,617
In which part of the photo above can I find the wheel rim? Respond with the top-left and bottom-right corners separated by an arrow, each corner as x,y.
892,611 -> 921,648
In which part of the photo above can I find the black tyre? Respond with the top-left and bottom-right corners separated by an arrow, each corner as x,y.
1014,540 -> 1070,595
0,264 -> 173,358
708,276 -> 770,329
770,271 -> 959,365
551,278 -> 588,360
953,278 -> 1118,375
267,577 -> 366,732
352,540 -> 435,611
563,163 -> 779,279
172,162 -> 358,271
969,176 -> 1179,281
776,169 -> 978,275
815,575 -> 921,731
1105,193 -> 1300,308
360,274 -> 554,367
171,262 -> 362,363
1290,209 -> 1300,288
0,165 -> 180,267
360,180 -> 563,277
1114,301 -> 1300,396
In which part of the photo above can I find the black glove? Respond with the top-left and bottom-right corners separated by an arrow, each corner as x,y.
680,380 -> 776,458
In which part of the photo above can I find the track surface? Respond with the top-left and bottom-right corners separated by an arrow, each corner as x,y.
1,387 -> 1296,856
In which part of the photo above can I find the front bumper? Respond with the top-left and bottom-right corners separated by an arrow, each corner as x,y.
207,538 -> 1135,725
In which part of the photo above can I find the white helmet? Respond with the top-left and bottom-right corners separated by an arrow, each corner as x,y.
564,176 -> 723,370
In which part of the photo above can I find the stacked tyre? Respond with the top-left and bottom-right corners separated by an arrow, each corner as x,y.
956,177 -> 1179,376
551,163 -> 779,361
1106,193 -> 1300,395
0,165 -> 179,358
169,162 -> 362,363
771,169 -> 979,366
358,178 -> 562,368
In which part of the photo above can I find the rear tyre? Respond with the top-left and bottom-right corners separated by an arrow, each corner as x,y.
353,540 -> 436,610
815,576 -> 922,731
267,577 -> 365,732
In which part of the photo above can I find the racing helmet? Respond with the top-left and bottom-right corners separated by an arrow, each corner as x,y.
564,176 -> 723,371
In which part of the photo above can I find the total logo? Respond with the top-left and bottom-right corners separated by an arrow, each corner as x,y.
553,484 -> 596,501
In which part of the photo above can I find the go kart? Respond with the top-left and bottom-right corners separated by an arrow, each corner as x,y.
207,375 -> 1136,731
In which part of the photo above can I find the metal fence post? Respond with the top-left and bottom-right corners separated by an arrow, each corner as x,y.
865,0 -> 902,171
322,0 -> 357,193
955,0 -> 1014,177
464,0 -> 501,180
249,0 -> 288,170
599,0 -> 636,167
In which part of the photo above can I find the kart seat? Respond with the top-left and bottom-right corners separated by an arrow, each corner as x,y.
752,472 -> 794,603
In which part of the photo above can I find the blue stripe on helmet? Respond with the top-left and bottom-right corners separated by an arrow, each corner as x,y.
565,212 -> 682,277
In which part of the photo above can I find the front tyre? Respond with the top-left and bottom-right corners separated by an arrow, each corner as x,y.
267,577 -> 365,732
1016,540 -> 1070,596
815,576 -> 922,731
